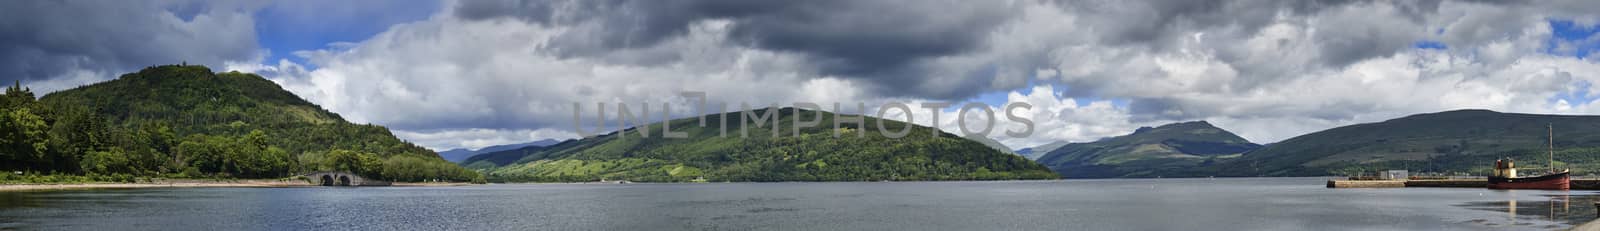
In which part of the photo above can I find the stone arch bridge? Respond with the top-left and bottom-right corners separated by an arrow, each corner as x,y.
304,172 -> 390,186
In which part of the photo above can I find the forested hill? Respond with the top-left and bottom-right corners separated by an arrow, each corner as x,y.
466,107 -> 1058,182
0,64 -> 478,182
1220,109 -> 1600,177
1034,121 -> 1262,178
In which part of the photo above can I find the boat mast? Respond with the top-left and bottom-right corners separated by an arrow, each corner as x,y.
1549,123 -> 1555,173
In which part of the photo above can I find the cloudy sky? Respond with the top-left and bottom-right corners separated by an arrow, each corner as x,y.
4,0 -> 1600,152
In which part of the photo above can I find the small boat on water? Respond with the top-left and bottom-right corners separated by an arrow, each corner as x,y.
1487,124 -> 1570,190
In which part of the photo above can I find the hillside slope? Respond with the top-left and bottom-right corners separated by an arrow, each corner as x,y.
1035,121 -> 1261,178
1014,141 -> 1071,160
1223,109 -> 1600,177
467,107 -> 1057,182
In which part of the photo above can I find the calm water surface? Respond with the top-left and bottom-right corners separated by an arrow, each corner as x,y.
0,177 -> 1594,230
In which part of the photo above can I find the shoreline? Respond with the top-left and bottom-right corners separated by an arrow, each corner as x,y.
0,179 -> 475,192
0,180 -> 307,192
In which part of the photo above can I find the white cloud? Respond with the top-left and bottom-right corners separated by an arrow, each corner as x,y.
249,0 -> 1600,151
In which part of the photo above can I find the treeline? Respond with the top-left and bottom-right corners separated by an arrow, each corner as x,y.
0,65 -> 481,183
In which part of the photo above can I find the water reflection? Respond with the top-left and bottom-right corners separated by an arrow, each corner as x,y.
1458,191 -> 1599,229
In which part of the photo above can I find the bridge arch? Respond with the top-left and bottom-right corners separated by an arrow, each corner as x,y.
304,171 -> 389,187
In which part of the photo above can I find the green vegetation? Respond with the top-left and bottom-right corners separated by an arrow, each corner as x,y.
0,65 -> 479,183
1034,121 -> 1262,178
467,107 -> 1057,182
1218,109 -> 1600,177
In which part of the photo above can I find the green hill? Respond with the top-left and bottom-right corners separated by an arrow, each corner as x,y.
1222,109 -> 1600,177
0,64 -> 478,182
1034,121 -> 1261,178
466,107 -> 1057,182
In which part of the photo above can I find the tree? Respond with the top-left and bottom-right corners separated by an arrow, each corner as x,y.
0,107 -> 49,171
177,135 -> 229,175
135,123 -> 181,173
46,105 -> 116,172
80,147 -> 132,174
326,149 -> 381,177
0,80 -> 35,110
0,82 -> 50,172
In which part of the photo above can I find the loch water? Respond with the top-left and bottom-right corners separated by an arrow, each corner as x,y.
0,177 -> 1593,230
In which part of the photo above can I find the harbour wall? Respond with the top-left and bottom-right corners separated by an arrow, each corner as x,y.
1327,179 -> 1600,189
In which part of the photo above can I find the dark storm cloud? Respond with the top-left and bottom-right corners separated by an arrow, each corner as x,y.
450,0 -> 1471,103
0,1 -> 259,89
453,0 -> 1016,98
720,1 -> 1013,76
455,0 -> 796,56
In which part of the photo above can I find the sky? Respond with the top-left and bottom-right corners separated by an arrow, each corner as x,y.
4,0 -> 1600,152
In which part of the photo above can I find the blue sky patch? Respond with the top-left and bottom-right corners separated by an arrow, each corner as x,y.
1413,40 -> 1447,50
254,1 -> 441,65
1545,19 -> 1600,59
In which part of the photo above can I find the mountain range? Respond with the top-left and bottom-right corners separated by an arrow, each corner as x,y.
1219,109 -> 1600,177
458,107 -> 1600,180
1020,109 -> 1600,178
438,139 -> 563,163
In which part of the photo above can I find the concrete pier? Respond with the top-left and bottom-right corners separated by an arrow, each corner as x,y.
1404,179 -> 1488,188
1326,180 -> 1406,188
1327,179 -> 1600,189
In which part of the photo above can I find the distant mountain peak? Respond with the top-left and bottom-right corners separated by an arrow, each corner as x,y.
1034,120 -> 1261,178
439,139 -> 565,163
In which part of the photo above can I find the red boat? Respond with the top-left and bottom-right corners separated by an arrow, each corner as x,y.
1486,124 -> 1570,190
1487,163 -> 1568,190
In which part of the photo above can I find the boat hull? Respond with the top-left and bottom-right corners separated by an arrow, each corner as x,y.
1488,172 -> 1570,190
